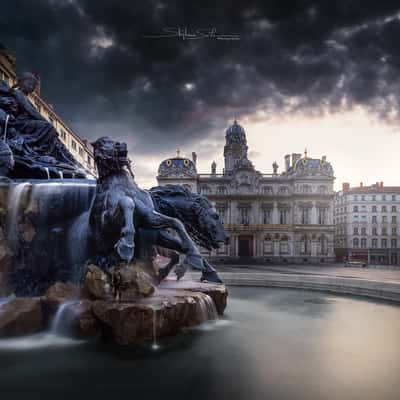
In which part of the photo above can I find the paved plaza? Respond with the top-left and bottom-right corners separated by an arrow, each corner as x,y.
188,263 -> 400,303
214,263 -> 400,283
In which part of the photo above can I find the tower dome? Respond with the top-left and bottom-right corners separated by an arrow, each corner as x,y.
226,119 -> 245,136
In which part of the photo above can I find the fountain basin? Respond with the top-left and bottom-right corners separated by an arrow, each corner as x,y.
0,279 -> 227,345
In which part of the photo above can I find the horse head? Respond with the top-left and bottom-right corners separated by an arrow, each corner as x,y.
91,137 -> 131,180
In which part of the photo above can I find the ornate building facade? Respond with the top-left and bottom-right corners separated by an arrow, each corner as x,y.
0,44 -> 96,177
157,121 -> 335,264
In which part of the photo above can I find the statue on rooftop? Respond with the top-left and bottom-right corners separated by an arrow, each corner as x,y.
0,73 -> 86,179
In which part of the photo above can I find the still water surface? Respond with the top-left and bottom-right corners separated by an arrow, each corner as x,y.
1,287 -> 399,400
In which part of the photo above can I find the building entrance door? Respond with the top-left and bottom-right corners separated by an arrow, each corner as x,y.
238,235 -> 253,257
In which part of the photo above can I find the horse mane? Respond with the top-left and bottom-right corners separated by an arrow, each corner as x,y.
149,185 -> 214,250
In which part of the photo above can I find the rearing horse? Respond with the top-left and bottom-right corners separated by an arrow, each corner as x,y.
87,137 -> 224,283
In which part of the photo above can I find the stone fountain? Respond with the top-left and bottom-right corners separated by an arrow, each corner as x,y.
0,72 -> 228,345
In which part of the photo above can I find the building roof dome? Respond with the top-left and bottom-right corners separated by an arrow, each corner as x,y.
292,151 -> 334,177
158,149 -> 197,178
226,119 -> 245,136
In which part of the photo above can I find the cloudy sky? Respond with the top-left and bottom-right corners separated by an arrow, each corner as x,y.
2,0 -> 400,188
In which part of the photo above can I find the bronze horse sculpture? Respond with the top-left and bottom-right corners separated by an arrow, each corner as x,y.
84,137 -> 228,283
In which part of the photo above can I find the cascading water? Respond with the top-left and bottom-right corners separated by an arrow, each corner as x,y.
44,167 -> 50,179
197,294 -> 218,322
51,300 -> 81,336
151,308 -> 160,350
6,182 -> 30,245
4,180 -> 96,295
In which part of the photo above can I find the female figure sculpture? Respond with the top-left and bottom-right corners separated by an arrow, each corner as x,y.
0,73 -> 85,178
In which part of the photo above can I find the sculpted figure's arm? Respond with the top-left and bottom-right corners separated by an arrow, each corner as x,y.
12,72 -> 46,122
13,90 -> 46,121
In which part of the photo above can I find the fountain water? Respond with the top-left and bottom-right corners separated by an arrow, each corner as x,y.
151,308 -> 160,350
51,300 -> 81,336
44,167 -> 50,179
197,294 -> 218,322
6,182 -> 30,244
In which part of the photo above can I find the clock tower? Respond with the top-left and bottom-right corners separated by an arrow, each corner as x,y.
223,120 -> 248,174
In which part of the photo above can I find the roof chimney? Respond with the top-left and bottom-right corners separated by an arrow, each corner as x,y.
284,154 -> 291,171
380,181 -> 384,187
192,152 -> 197,165
292,153 -> 301,167
342,182 -> 350,192
360,182 -> 363,188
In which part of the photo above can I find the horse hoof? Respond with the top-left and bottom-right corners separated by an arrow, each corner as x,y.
200,270 -> 223,284
174,263 -> 187,280
115,239 -> 135,262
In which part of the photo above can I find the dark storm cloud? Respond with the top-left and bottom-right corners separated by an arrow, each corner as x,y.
2,0 -> 400,157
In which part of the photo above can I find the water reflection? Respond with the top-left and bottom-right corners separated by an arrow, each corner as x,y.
0,287 -> 399,400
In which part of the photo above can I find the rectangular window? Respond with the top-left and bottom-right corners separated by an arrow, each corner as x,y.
60,129 -> 67,141
392,206 -> 397,212
240,208 -> 249,225
372,195 -> 376,201
361,238 -> 367,248
382,206 -> 387,212
79,147 -> 84,157
263,209 -> 271,224
301,208 -> 311,225
381,238 -> 387,248
392,195 -> 396,201
382,216 -> 387,223
353,227 -> 359,235
71,140 -> 77,151
382,227 -> 387,236
372,227 -> 377,235
372,215 -> 377,223
318,208 -> 327,225
361,227 -> 366,235
392,216 -> 397,224
280,240 -> 289,254
391,238 -> 397,248
218,208 -> 226,224
372,206 -> 377,212
372,238 -> 378,248
353,206 -> 358,212
382,195 -> 386,201
279,209 -> 288,225
263,239 -> 273,254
